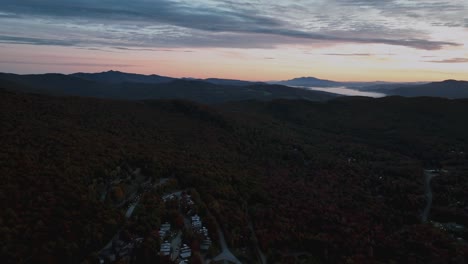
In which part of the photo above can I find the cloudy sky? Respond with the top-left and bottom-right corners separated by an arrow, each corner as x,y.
0,0 -> 466,81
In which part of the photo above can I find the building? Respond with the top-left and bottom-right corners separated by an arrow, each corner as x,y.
159,222 -> 171,238
200,226 -> 209,236
201,237 -> 212,251
179,244 -> 192,259
191,214 -> 202,229
160,241 -> 171,256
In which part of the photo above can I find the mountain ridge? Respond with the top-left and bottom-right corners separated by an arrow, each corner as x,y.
388,79 -> 468,99
0,72 -> 338,103
71,70 -> 176,84
272,76 -> 342,87
3,70 -> 468,100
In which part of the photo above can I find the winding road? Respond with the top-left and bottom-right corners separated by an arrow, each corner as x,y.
422,170 -> 437,223
212,227 -> 242,264
125,201 -> 139,218
247,220 -> 267,264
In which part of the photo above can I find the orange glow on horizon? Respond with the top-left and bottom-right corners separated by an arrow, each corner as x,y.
0,42 -> 467,83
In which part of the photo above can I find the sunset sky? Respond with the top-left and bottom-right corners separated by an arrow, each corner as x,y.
0,0 -> 467,82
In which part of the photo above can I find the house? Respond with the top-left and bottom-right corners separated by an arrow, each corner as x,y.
179,244 -> 192,259
161,222 -> 171,231
191,214 -> 202,229
200,226 -> 209,236
201,237 -> 212,251
159,222 -> 171,238
160,241 -> 171,256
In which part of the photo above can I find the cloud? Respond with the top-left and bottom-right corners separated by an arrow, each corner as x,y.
324,53 -> 371,56
323,52 -> 399,56
425,58 -> 468,63
0,59 -> 136,67
336,0 -> 464,17
0,35 -> 76,46
0,0 -> 282,32
0,0 -> 464,50
112,47 -> 157,51
0,11 -> 19,18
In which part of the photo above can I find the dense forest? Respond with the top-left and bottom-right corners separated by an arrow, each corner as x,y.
1,88 -> 468,263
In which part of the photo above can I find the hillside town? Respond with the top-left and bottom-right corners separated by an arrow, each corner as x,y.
96,169 -> 223,264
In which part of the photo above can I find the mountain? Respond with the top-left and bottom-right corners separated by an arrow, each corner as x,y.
71,70 -> 175,84
101,79 -> 333,103
0,72 -> 337,103
203,78 -> 264,86
0,72 -> 112,97
345,82 -> 427,91
72,71 -> 264,86
388,80 -> 468,98
272,76 -> 342,87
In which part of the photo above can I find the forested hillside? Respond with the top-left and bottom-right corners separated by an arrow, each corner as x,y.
1,89 -> 467,263
388,80 -> 468,99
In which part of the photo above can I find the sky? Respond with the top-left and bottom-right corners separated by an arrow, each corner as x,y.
0,0 -> 467,82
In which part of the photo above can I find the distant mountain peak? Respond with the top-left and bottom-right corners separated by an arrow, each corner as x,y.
101,70 -> 136,75
272,76 -> 342,87
70,70 -> 175,84
293,76 -> 325,81
440,79 -> 460,84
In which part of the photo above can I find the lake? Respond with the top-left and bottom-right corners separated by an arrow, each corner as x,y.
306,86 -> 387,98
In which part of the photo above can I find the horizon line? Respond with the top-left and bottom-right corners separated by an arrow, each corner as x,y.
1,69 -> 465,84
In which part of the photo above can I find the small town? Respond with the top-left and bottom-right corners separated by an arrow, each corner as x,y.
96,165 -> 243,264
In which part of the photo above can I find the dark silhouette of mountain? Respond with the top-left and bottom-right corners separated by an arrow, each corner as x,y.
272,76 -> 342,87
71,70 -> 175,84
0,72 -> 337,103
111,80 -> 337,103
345,82 -> 426,91
0,72 -> 112,97
388,80 -> 468,98
0,78 -> 30,91
72,71 -> 262,86
203,78 -> 264,86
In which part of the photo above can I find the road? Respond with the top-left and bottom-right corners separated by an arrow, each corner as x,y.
247,220 -> 267,264
213,227 -> 242,264
422,170 -> 437,223
125,201 -> 139,218
171,232 -> 182,261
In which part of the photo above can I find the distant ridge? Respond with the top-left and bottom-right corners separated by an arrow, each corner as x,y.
272,76 -> 342,87
203,78 -> 264,86
388,79 -> 468,99
71,70 -> 176,84
0,71 -> 337,103
72,71 -> 267,87
3,71 -> 468,99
